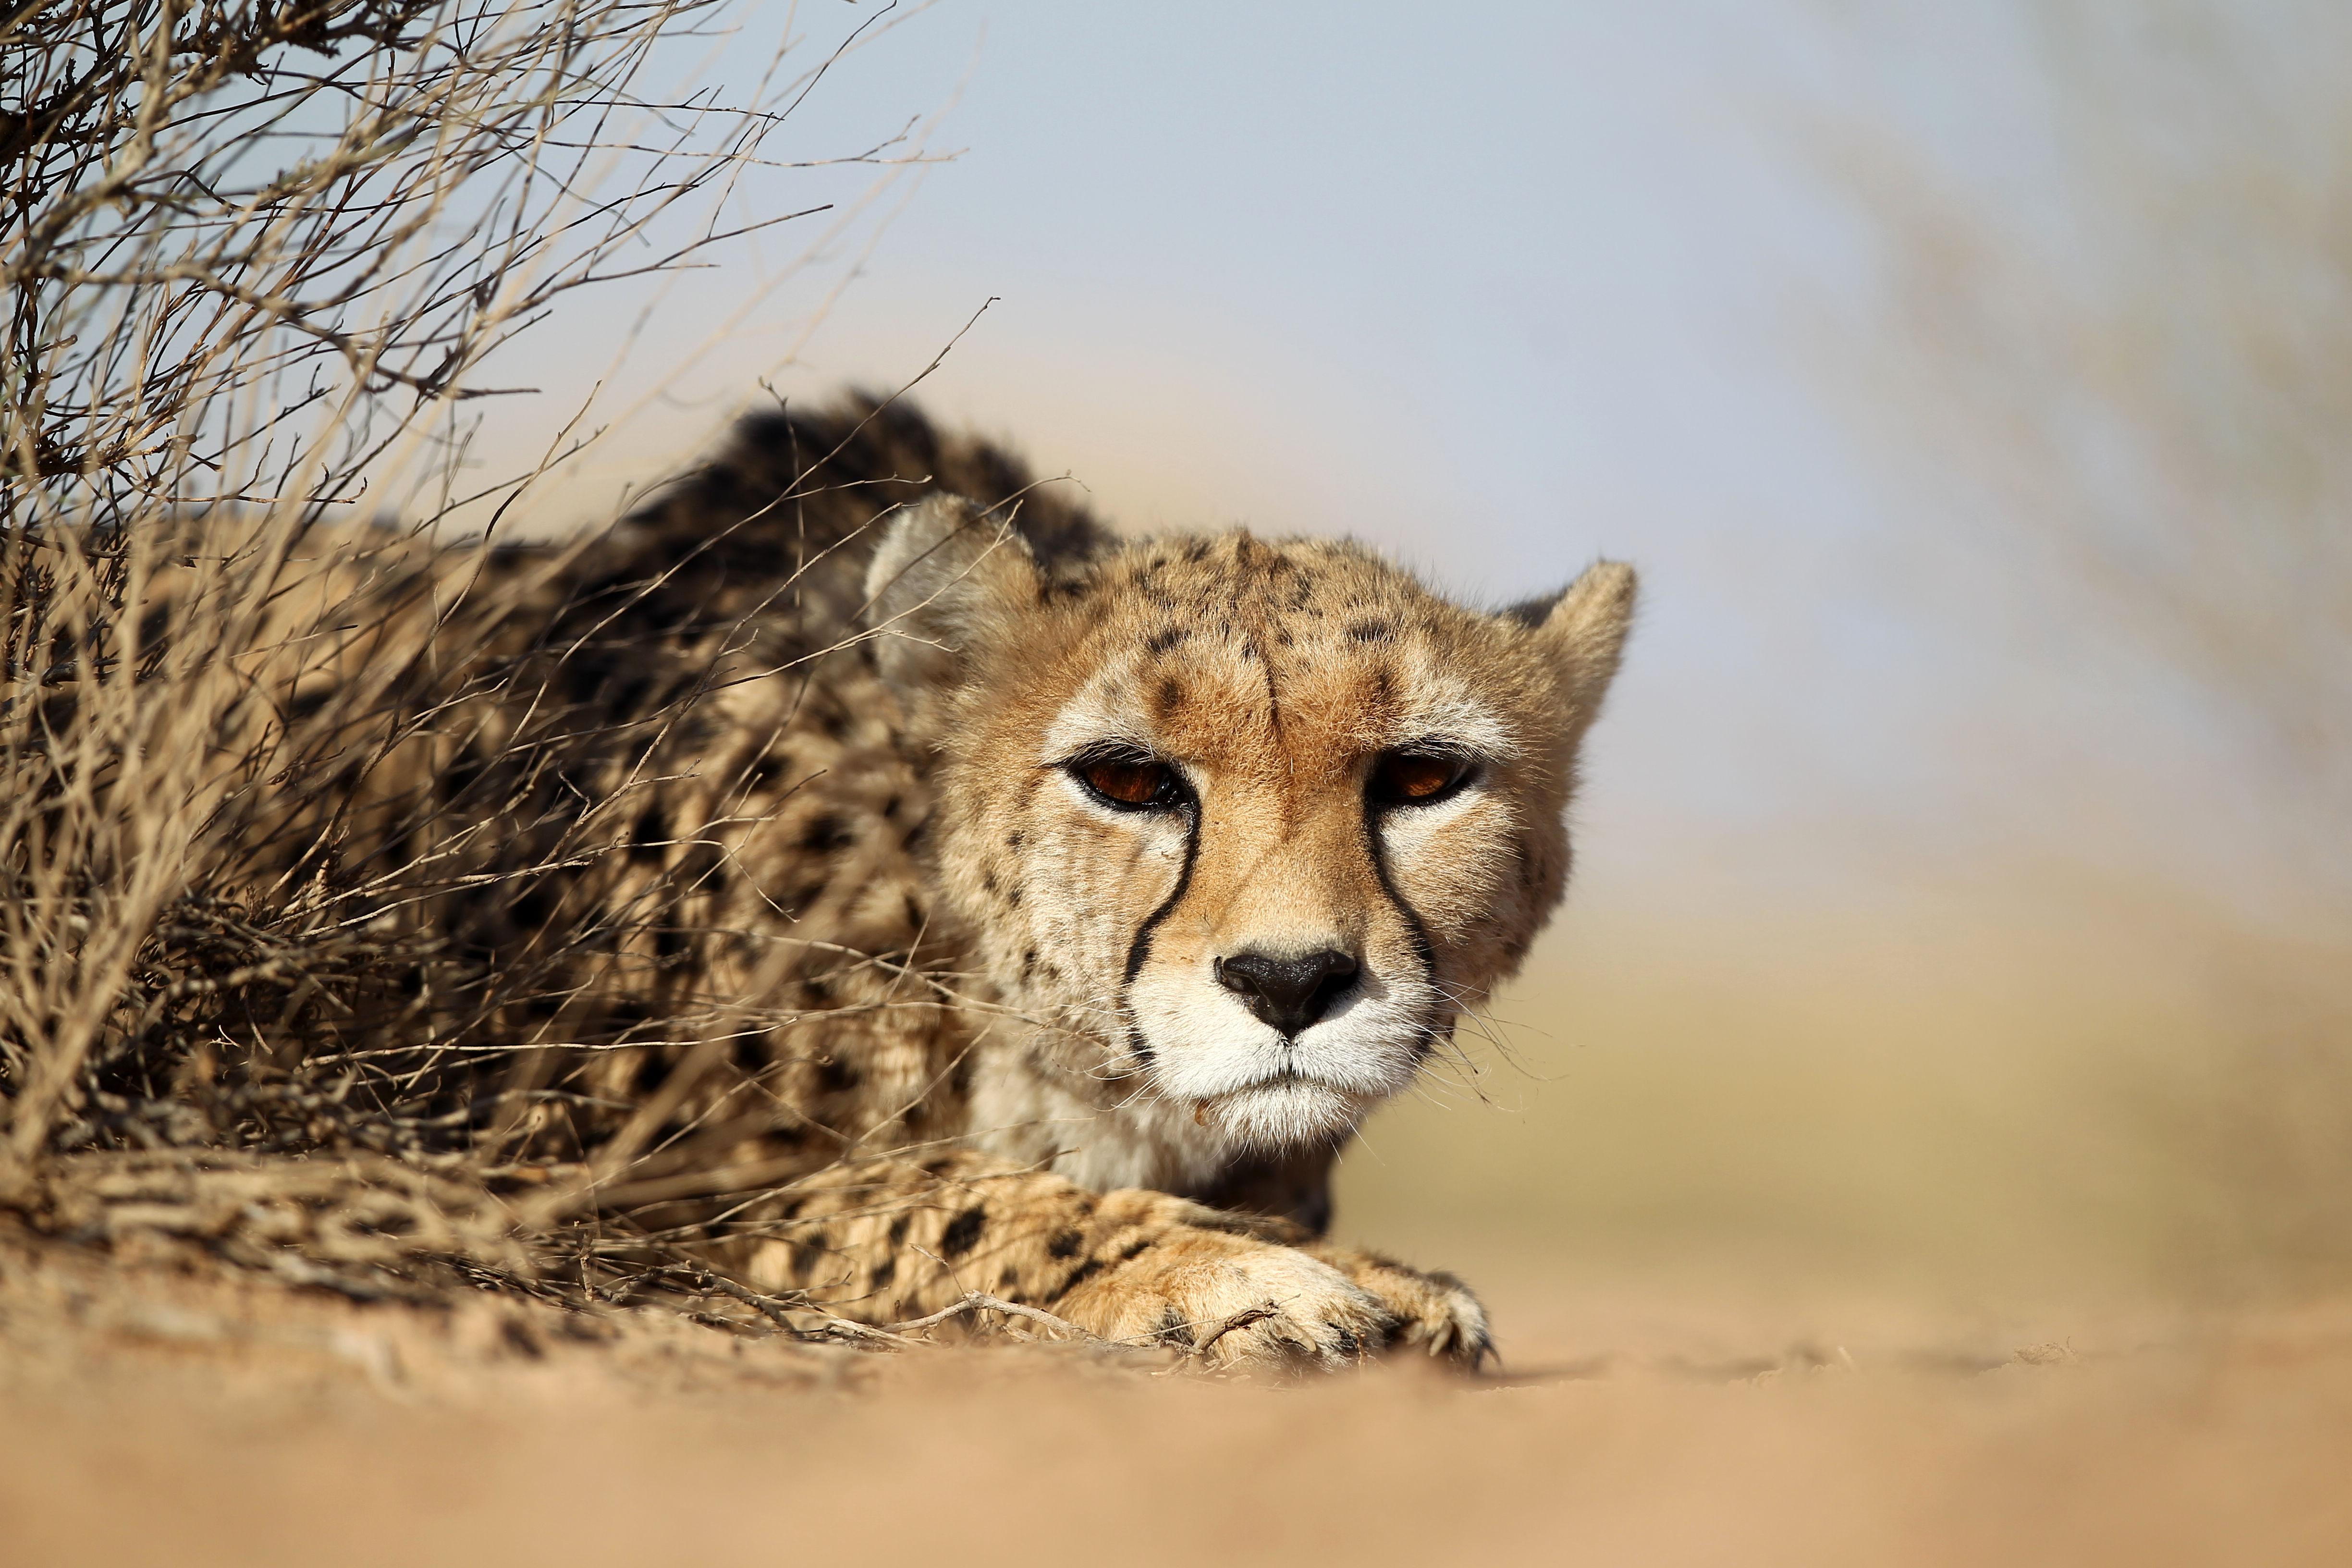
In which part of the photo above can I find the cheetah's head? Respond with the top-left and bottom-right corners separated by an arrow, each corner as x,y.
865,497 -> 1635,1155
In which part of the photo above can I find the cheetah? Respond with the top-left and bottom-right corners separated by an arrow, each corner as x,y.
232,394 -> 1636,1370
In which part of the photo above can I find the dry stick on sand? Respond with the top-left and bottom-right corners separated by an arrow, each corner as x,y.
880,1293 -> 1100,1343
863,1294 -> 1299,1367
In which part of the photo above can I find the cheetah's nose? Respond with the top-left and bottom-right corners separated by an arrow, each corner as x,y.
1214,948 -> 1360,1037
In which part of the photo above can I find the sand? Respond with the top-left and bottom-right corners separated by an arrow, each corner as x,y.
6,1230 -> 2348,1568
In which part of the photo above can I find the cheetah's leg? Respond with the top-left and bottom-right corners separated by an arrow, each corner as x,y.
726,1151 -> 1491,1371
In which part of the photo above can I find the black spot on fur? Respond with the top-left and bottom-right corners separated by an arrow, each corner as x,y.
815,1056 -> 860,1094
870,1256 -> 895,1290
1347,619 -> 1393,643
628,806 -> 667,862
887,1214 -> 912,1246
1055,1258 -> 1106,1295
1118,1236 -> 1156,1263
440,748 -> 486,802
1157,676 -> 1185,714
1047,1228 -> 1083,1259
506,884 -> 554,932
1155,1306 -> 1196,1348
940,1207 -> 987,1259
1144,626 -> 1187,656
799,814 -> 853,853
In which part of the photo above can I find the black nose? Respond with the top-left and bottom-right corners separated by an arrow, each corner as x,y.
1215,948 -> 1360,1036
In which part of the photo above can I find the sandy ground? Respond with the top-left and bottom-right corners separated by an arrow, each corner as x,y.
5,1231 -> 2350,1568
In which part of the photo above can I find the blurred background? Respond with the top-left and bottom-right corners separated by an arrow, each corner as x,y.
446,0 -> 2352,1314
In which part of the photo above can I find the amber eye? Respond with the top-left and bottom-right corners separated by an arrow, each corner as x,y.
1073,754 -> 1181,811
1369,750 -> 1473,807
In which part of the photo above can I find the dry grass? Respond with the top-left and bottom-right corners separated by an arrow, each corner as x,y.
1823,1 -> 2352,894
0,0 -> 959,1337
1791,0 -> 2352,1304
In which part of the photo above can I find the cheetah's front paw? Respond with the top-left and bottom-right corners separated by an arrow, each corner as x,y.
1308,1245 -> 1493,1367
1055,1227 -> 1486,1372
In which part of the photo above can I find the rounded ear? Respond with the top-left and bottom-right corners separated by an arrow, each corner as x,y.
1518,559 -> 1637,730
860,494 -> 1042,705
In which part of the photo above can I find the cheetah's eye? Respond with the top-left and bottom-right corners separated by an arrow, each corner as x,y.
1071,753 -> 1183,812
1369,749 -> 1475,808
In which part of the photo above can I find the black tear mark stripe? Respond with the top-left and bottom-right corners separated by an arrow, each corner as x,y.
1362,809 -> 1439,1058
1116,802 -> 1201,1068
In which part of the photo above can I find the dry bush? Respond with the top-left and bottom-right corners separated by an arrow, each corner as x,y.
1835,0 -> 2352,869
0,0 -> 946,1330
1826,0 -> 2352,1284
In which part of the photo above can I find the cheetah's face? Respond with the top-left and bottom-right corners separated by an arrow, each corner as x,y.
866,500 -> 1634,1153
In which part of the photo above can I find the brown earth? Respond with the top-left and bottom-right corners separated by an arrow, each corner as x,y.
6,1228 -> 2350,1568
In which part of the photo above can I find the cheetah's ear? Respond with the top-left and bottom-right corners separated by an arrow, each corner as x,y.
862,493 -> 1042,704
1513,559 -> 1638,725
